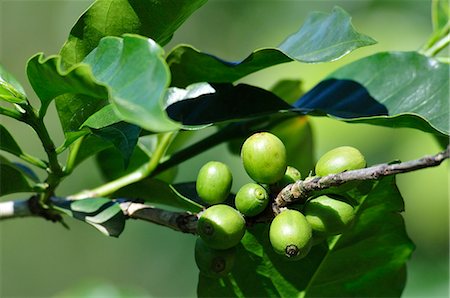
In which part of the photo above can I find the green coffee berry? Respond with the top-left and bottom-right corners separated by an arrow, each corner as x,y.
196,161 -> 233,204
235,183 -> 269,217
197,204 -> 246,250
269,209 -> 312,260
303,195 -> 355,235
241,132 -> 287,184
195,238 -> 236,278
315,146 -> 366,176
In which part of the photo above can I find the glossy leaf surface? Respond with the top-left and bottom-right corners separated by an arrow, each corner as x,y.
60,0 -> 207,65
327,52 -> 449,136
167,7 -> 376,87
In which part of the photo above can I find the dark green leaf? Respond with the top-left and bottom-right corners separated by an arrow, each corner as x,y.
198,177 -> 414,297
81,35 -> 180,132
167,7 -> 376,87
115,179 -> 203,212
12,162 -> 40,183
0,64 -> 27,104
328,52 -> 449,136
27,54 -> 108,117
72,135 -> 113,169
0,125 -> 23,157
52,197 -> 126,237
166,83 -> 292,125
0,156 -> 33,196
91,122 -> 141,166
60,0 -> 207,65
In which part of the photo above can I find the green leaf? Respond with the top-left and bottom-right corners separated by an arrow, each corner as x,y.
329,52 -> 449,136
278,6 -> 377,62
82,34 -> 180,132
0,156 -> 33,196
270,79 -> 303,104
71,135 -> 113,169
166,83 -> 292,125
198,177 -> 414,297
60,0 -> 207,65
91,122 -> 141,167
0,65 -> 27,104
27,54 -> 108,117
52,197 -> 126,237
167,6 -> 376,87
115,179 -> 203,212
0,125 -> 23,157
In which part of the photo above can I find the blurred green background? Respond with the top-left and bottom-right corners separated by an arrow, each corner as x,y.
0,0 -> 448,297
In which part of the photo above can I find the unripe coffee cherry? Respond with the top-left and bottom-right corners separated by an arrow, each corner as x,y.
235,183 -> 269,217
196,161 -> 233,204
195,238 -> 236,278
241,132 -> 287,184
315,146 -> 366,176
303,195 -> 355,235
269,209 -> 312,260
197,204 -> 246,250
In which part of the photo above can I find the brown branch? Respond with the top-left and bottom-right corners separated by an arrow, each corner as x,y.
118,200 -> 198,234
273,145 -> 449,213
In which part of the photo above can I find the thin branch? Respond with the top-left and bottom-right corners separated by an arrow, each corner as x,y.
119,200 -> 198,234
274,145 -> 450,213
0,200 -> 32,219
1,146 -> 448,234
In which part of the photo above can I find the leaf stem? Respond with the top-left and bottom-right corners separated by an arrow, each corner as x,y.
0,106 -> 23,120
69,132 -> 175,200
19,152 -> 48,169
423,33 -> 450,57
63,135 -> 85,175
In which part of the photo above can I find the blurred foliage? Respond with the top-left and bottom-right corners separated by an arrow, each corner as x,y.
0,0 -> 447,297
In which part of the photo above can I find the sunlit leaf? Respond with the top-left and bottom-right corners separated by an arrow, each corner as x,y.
327,52 -> 449,136
167,6 -> 376,87
0,64 -> 27,104
60,0 -> 208,65
82,35 -> 180,132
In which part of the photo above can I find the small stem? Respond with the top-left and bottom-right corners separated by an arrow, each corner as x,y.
20,152 -> 48,169
423,33 -> 450,57
152,125 -> 240,177
0,106 -> 23,120
69,132 -> 175,199
63,136 -> 85,175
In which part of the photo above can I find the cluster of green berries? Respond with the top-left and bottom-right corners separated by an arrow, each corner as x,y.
194,132 -> 366,277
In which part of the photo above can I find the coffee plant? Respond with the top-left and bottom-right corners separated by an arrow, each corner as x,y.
0,0 -> 448,297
